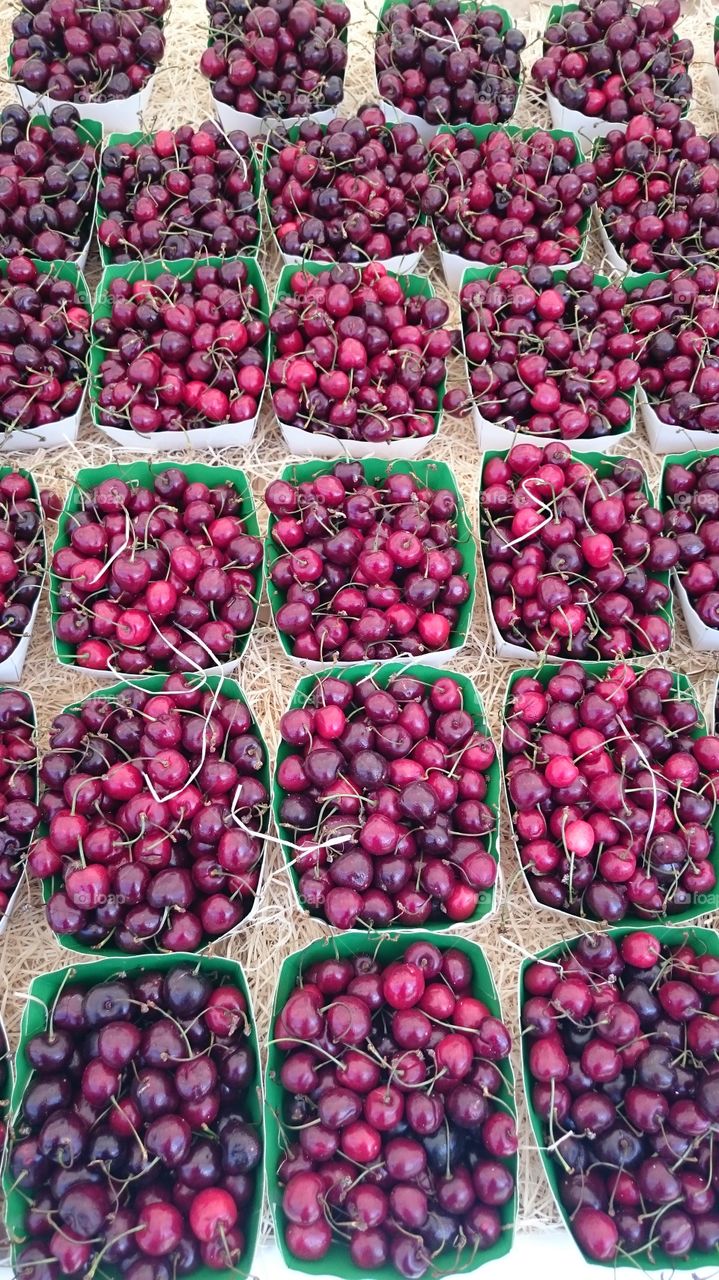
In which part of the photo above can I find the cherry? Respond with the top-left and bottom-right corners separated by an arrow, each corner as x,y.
0,105 -> 98,263
523,928 -> 719,1265
0,264 -> 90,441
266,107 -> 432,264
11,962 -> 261,1278
627,266 -> 719,440
93,261 -> 267,440
597,118 -> 718,273
277,667 -> 496,927
505,662 -> 715,920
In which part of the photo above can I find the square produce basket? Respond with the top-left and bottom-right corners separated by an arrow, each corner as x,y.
35,671 -> 270,958
461,265 -> 636,453
660,449 -> 719,653
269,260 -> 446,458
207,1 -> 348,139
623,269 -> 719,454
261,124 -> 428,276
266,929 -> 517,1280
7,114 -> 101,270
480,451 -> 673,661
374,0 -> 521,143
95,127 -> 263,268
503,662 -> 717,927
89,254 -> 268,451
0,686 -> 37,938
519,923 -> 719,1271
433,123 -> 590,291
3,950 -> 264,1280
272,660 -> 501,930
50,460 -> 262,678
0,469 -> 44,684
265,457 -> 476,670
0,260 -> 91,453
542,3 -> 689,148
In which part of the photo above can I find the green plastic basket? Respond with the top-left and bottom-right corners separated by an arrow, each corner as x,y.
265,457 -> 476,665
0,468 -> 45,682
266,930 -> 517,1279
461,265 -> 636,448
502,662 -> 717,926
0,115 -> 101,266
261,123 -> 429,266
271,660 -> 501,930
0,259 -> 91,451
88,255 -> 269,446
95,128 -> 263,267
49,460 -> 262,674
374,1 -> 521,128
519,923 -> 719,1270
35,671 -> 270,958
268,259 -> 446,452
432,122 -> 591,268
3,951 -> 264,1280
659,448 -> 719,651
479,449 -> 674,661
0,685 -> 37,938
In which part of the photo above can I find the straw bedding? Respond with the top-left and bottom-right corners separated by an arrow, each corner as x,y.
0,0 -> 718,1249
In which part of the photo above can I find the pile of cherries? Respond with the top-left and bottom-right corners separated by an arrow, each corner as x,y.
10,0 -> 168,104
595,117 -> 719,273
97,121 -> 259,263
52,470 -> 262,674
482,444 -> 675,658
462,264 -> 638,442
375,0 -> 524,128
0,258 -> 90,439
27,674 -> 268,952
523,930 -> 719,1264
504,662 -> 718,921
264,106 -> 432,263
663,454 -> 719,630
0,470 -> 44,667
0,687 -> 38,923
92,259 -> 267,438
11,963 -> 262,1278
0,104 -> 98,263
201,0 -> 349,122
532,0 -> 692,123
267,460 -> 472,661
625,266 -> 719,437
277,670 -> 497,928
269,263 -> 451,445
423,127 -> 596,268
274,941 -> 517,1275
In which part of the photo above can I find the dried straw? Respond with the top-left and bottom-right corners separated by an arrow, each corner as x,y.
0,0 -> 717,1247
